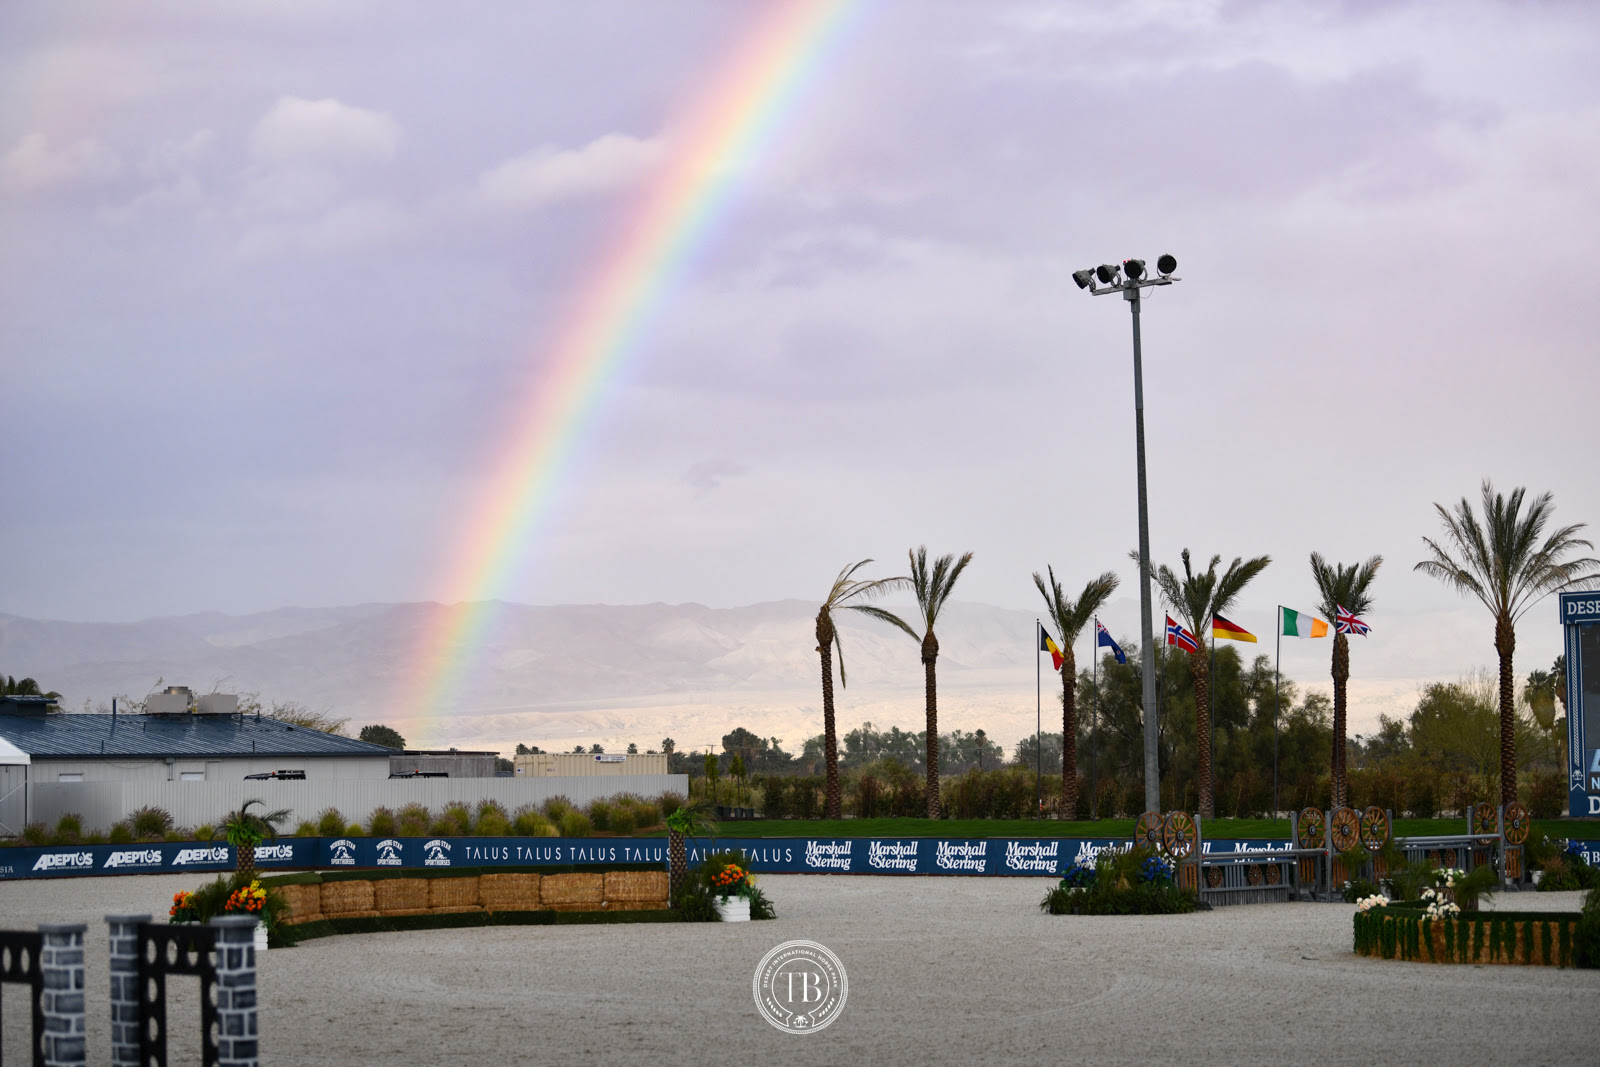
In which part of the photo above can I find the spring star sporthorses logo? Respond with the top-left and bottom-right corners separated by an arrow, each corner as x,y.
172,847 -> 230,866
33,851 -> 94,872
329,839 -> 357,865
803,841 -> 853,870
376,839 -> 403,865
753,941 -> 848,1034
103,849 -> 164,869
424,839 -> 452,866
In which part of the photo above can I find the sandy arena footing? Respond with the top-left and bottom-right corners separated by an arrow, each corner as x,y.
2,873 -> 1595,1065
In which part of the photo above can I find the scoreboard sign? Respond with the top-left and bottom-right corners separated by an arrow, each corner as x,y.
1561,590 -> 1600,816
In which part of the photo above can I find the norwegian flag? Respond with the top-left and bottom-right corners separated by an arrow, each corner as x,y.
1336,604 -> 1371,636
1165,615 -> 1200,653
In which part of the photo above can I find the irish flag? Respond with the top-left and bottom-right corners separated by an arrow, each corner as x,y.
1280,607 -> 1329,638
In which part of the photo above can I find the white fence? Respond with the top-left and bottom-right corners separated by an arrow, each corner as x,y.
21,775 -> 689,833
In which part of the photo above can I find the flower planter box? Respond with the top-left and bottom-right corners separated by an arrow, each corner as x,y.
714,897 -> 750,922
255,921 -> 269,953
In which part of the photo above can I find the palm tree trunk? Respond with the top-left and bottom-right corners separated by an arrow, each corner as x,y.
236,841 -> 255,877
1495,613 -> 1518,806
668,829 -> 687,898
817,610 -> 842,819
1060,648 -> 1077,819
1331,632 -> 1350,808
922,633 -> 940,819
1188,650 -> 1213,818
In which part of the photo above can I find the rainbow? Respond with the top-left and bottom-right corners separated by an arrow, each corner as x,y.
396,0 -> 868,744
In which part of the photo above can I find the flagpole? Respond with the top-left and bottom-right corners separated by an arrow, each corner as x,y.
1208,622 -> 1216,813
1091,617 -> 1099,821
1035,619 -> 1042,821
1274,606 -> 1282,818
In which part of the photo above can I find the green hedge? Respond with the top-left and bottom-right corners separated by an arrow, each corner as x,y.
278,908 -> 680,944
1352,907 -> 1585,968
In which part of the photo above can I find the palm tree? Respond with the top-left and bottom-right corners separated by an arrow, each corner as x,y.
853,546 -> 974,818
1309,552 -> 1382,808
1153,548 -> 1271,818
664,798 -> 718,900
1032,566 -> 1119,818
815,560 -> 910,818
1415,480 -> 1600,805
220,798 -> 291,876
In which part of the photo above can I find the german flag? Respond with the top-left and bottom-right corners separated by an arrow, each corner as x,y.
1212,614 -> 1257,643
1039,625 -> 1064,671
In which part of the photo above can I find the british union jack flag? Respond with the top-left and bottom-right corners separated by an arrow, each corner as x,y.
1336,604 -> 1370,635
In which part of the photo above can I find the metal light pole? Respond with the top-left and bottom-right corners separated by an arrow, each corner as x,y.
1073,255 -> 1179,815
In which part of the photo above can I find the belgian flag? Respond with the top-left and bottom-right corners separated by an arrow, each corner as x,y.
1038,625 -> 1064,671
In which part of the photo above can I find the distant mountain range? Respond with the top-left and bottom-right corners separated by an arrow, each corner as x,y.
0,596 -> 1548,757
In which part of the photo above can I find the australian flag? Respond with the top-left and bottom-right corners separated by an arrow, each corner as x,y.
1095,620 -> 1127,664
1166,614 -> 1200,653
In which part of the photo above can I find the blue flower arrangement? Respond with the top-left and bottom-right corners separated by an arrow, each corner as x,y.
1140,854 -> 1175,886
1060,860 -> 1095,889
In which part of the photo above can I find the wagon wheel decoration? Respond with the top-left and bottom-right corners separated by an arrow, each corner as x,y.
1502,801 -> 1530,845
1162,811 -> 1197,858
1359,806 -> 1391,851
1472,801 -> 1497,837
1246,864 -> 1263,887
1328,807 -> 1360,853
1296,808 -> 1325,849
1204,865 -> 1224,888
1426,849 -> 1441,868
1136,811 -> 1165,851
1263,863 -> 1282,886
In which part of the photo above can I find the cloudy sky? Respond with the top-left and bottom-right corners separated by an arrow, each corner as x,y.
2,1 -> 1597,702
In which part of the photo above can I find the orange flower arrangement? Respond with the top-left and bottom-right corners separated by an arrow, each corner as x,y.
224,880 -> 268,915
710,863 -> 751,898
169,890 -> 197,921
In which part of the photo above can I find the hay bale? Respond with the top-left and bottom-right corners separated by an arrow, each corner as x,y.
374,879 -> 430,913
541,872 -> 603,906
604,870 -> 668,904
604,900 -> 670,912
427,875 -> 480,909
320,880 -> 375,917
382,909 -> 432,917
276,883 -> 323,925
545,902 -> 605,912
479,873 -> 542,912
428,905 -> 484,915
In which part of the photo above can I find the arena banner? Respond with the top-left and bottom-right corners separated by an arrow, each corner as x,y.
5,836 -> 1598,879
0,838 -> 313,879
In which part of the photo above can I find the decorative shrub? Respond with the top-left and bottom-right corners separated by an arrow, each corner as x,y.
397,803 -> 431,837
557,810 -> 593,838
1042,844 -> 1198,916
367,807 -> 397,837
672,850 -> 775,921
610,807 -> 637,836
542,795 -> 576,823
1538,843 -> 1600,892
344,823 -> 364,838
53,814 -> 83,843
474,806 -> 512,837
434,802 -> 472,837
194,824 -> 216,842
587,799 -> 615,832
316,808 -> 347,837
293,821 -> 317,838
108,823 -> 134,844
512,806 -> 558,837
21,822 -> 49,845
130,806 -> 174,840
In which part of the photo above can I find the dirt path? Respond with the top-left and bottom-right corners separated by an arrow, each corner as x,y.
2,874 -> 1594,1065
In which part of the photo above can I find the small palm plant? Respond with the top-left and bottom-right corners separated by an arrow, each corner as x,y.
221,798 -> 291,876
664,798 -> 718,899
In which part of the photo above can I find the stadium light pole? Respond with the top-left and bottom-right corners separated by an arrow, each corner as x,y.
1073,254 -> 1180,815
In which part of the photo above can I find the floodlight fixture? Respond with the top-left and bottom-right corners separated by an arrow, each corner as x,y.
1123,259 -> 1145,280
1095,263 -> 1120,285
1072,269 -> 1095,290
1157,253 -> 1177,276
